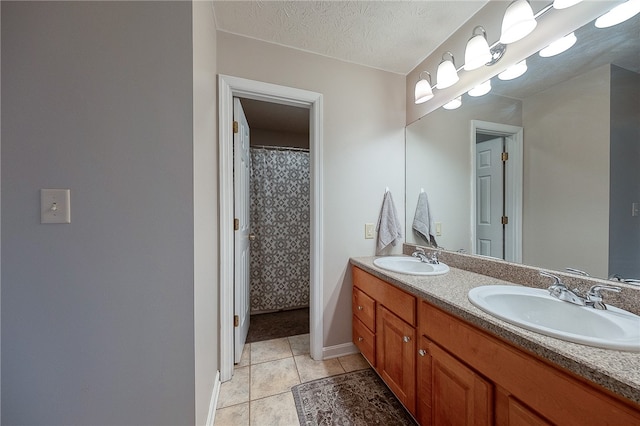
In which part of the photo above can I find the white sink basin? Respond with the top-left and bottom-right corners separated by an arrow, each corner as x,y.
468,285 -> 640,351
373,256 -> 449,276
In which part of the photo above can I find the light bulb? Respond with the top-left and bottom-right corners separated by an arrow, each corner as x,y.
498,60 -> 528,80
414,73 -> 434,104
468,80 -> 492,97
436,52 -> 459,89
464,27 -> 492,71
443,97 -> 462,110
500,0 -> 538,44
595,0 -> 640,28
553,0 -> 583,9
539,32 -> 577,57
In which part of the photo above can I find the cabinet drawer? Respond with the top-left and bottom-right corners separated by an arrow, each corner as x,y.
353,266 -> 416,326
353,315 -> 376,366
353,287 -> 375,331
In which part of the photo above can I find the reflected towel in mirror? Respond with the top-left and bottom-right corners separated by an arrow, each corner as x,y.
413,191 -> 438,247
376,191 -> 403,255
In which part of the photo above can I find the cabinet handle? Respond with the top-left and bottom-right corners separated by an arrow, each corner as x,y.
358,336 -> 364,342
418,349 -> 427,357
403,336 -> 411,343
357,305 -> 363,311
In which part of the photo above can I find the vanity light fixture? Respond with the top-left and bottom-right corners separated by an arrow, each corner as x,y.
436,52 -> 459,89
595,0 -> 640,28
414,71 -> 435,104
552,0 -> 583,9
539,32 -> 577,57
500,0 -> 538,44
464,26 -> 493,71
498,59 -> 528,80
468,80 -> 492,97
443,96 -> 462,110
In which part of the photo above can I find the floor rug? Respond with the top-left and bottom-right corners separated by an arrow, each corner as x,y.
291,369 -> 417,426
246,307 -> 309,343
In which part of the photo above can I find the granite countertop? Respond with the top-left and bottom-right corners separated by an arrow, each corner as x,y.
350,256 -> 640,406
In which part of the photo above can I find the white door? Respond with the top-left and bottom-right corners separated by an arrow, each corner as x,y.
233,98 -> 251,363
476,137 -> 504,258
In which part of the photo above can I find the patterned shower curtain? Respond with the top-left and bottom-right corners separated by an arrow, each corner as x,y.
249,147 -> 310,313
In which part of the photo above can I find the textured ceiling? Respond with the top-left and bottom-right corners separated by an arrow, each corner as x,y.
212,0 -> 489,75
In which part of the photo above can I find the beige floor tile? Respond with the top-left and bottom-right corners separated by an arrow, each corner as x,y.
250,357 -> 300,400
217,366 -> 250,409
338,353 -> 371,373
294,354 -> 345,383
250,337 -> 292,364
237,343 -> 251,368
250,392 -> 299,426
288,334 -> 310,356
214,402 -> 249,426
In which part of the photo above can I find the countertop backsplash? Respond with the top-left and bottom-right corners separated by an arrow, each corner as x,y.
402,243 -> 640,316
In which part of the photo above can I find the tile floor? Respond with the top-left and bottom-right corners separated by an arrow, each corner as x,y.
214,334 -> 370,426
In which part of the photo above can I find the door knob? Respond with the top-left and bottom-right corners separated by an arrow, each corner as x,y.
357,306 -> 363,311
249,234 -> 256,241
403,336 -> 411,343
418,349 -> 427,357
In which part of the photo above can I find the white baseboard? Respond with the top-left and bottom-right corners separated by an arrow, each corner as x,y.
205,370 -> 221,426
322,342 -> 359,360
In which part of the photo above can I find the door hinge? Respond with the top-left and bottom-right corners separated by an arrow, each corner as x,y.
501,152 -> 509,162
234,218 -> 239,231
234,315 -> 239,327
233,121 -> 239,134
501,216 -> 509,225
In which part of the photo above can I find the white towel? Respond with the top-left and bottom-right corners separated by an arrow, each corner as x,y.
376,191 -> 403,255
412,192 -> 438,247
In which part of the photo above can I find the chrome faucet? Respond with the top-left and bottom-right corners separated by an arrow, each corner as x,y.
411,249 -> 429,263
609,274 -> 640,286
565,267 -> 589,277
540,271 -> 585,306
540,271 -> 621,310
585,285 -> 622,310
412,248 -> 440,264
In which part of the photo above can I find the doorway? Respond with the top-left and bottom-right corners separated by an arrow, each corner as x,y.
471,120 -> 523,263
239,98 -> 311,344
218,75 -> 323,382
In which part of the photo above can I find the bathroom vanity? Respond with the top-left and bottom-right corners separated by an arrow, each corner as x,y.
350,256 -> 640,425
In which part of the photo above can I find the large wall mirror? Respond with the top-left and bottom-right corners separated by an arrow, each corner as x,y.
405,12 -> 639,280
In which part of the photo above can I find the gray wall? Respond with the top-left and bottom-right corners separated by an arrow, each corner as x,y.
2,2 -> 195,424
609,65 -> 640,278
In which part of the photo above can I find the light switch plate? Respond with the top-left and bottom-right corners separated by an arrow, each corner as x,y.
435,222 -> 442,236
41,189 -> 71,224
633,202 -> 639,217
365,223 -> 375,239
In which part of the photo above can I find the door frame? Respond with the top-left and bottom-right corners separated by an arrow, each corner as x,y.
470,120 -> 523,263
218,75 -> 323,382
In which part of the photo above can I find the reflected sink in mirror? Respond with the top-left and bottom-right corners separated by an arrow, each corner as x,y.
373,256 -> 449,276
468,285 -> 640,352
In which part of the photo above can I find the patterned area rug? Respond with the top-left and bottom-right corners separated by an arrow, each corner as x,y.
291,369 -> 417,426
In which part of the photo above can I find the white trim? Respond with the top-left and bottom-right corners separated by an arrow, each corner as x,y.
470,120 -> 523,263
205,371 -> 221,426
322,342 -> 360,360
218,75 -> 324,382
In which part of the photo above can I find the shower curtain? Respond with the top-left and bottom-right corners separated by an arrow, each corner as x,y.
249,146 -> 310,313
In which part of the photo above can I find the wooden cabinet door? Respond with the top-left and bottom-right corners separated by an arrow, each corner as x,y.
430,341 -> 493,426
417,336 -> 433,426
377,306 -> 416,415
495,387 -> 551,426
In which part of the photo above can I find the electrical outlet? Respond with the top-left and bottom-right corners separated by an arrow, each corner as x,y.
435,222 -> 442,236
365,223 -> 375,239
